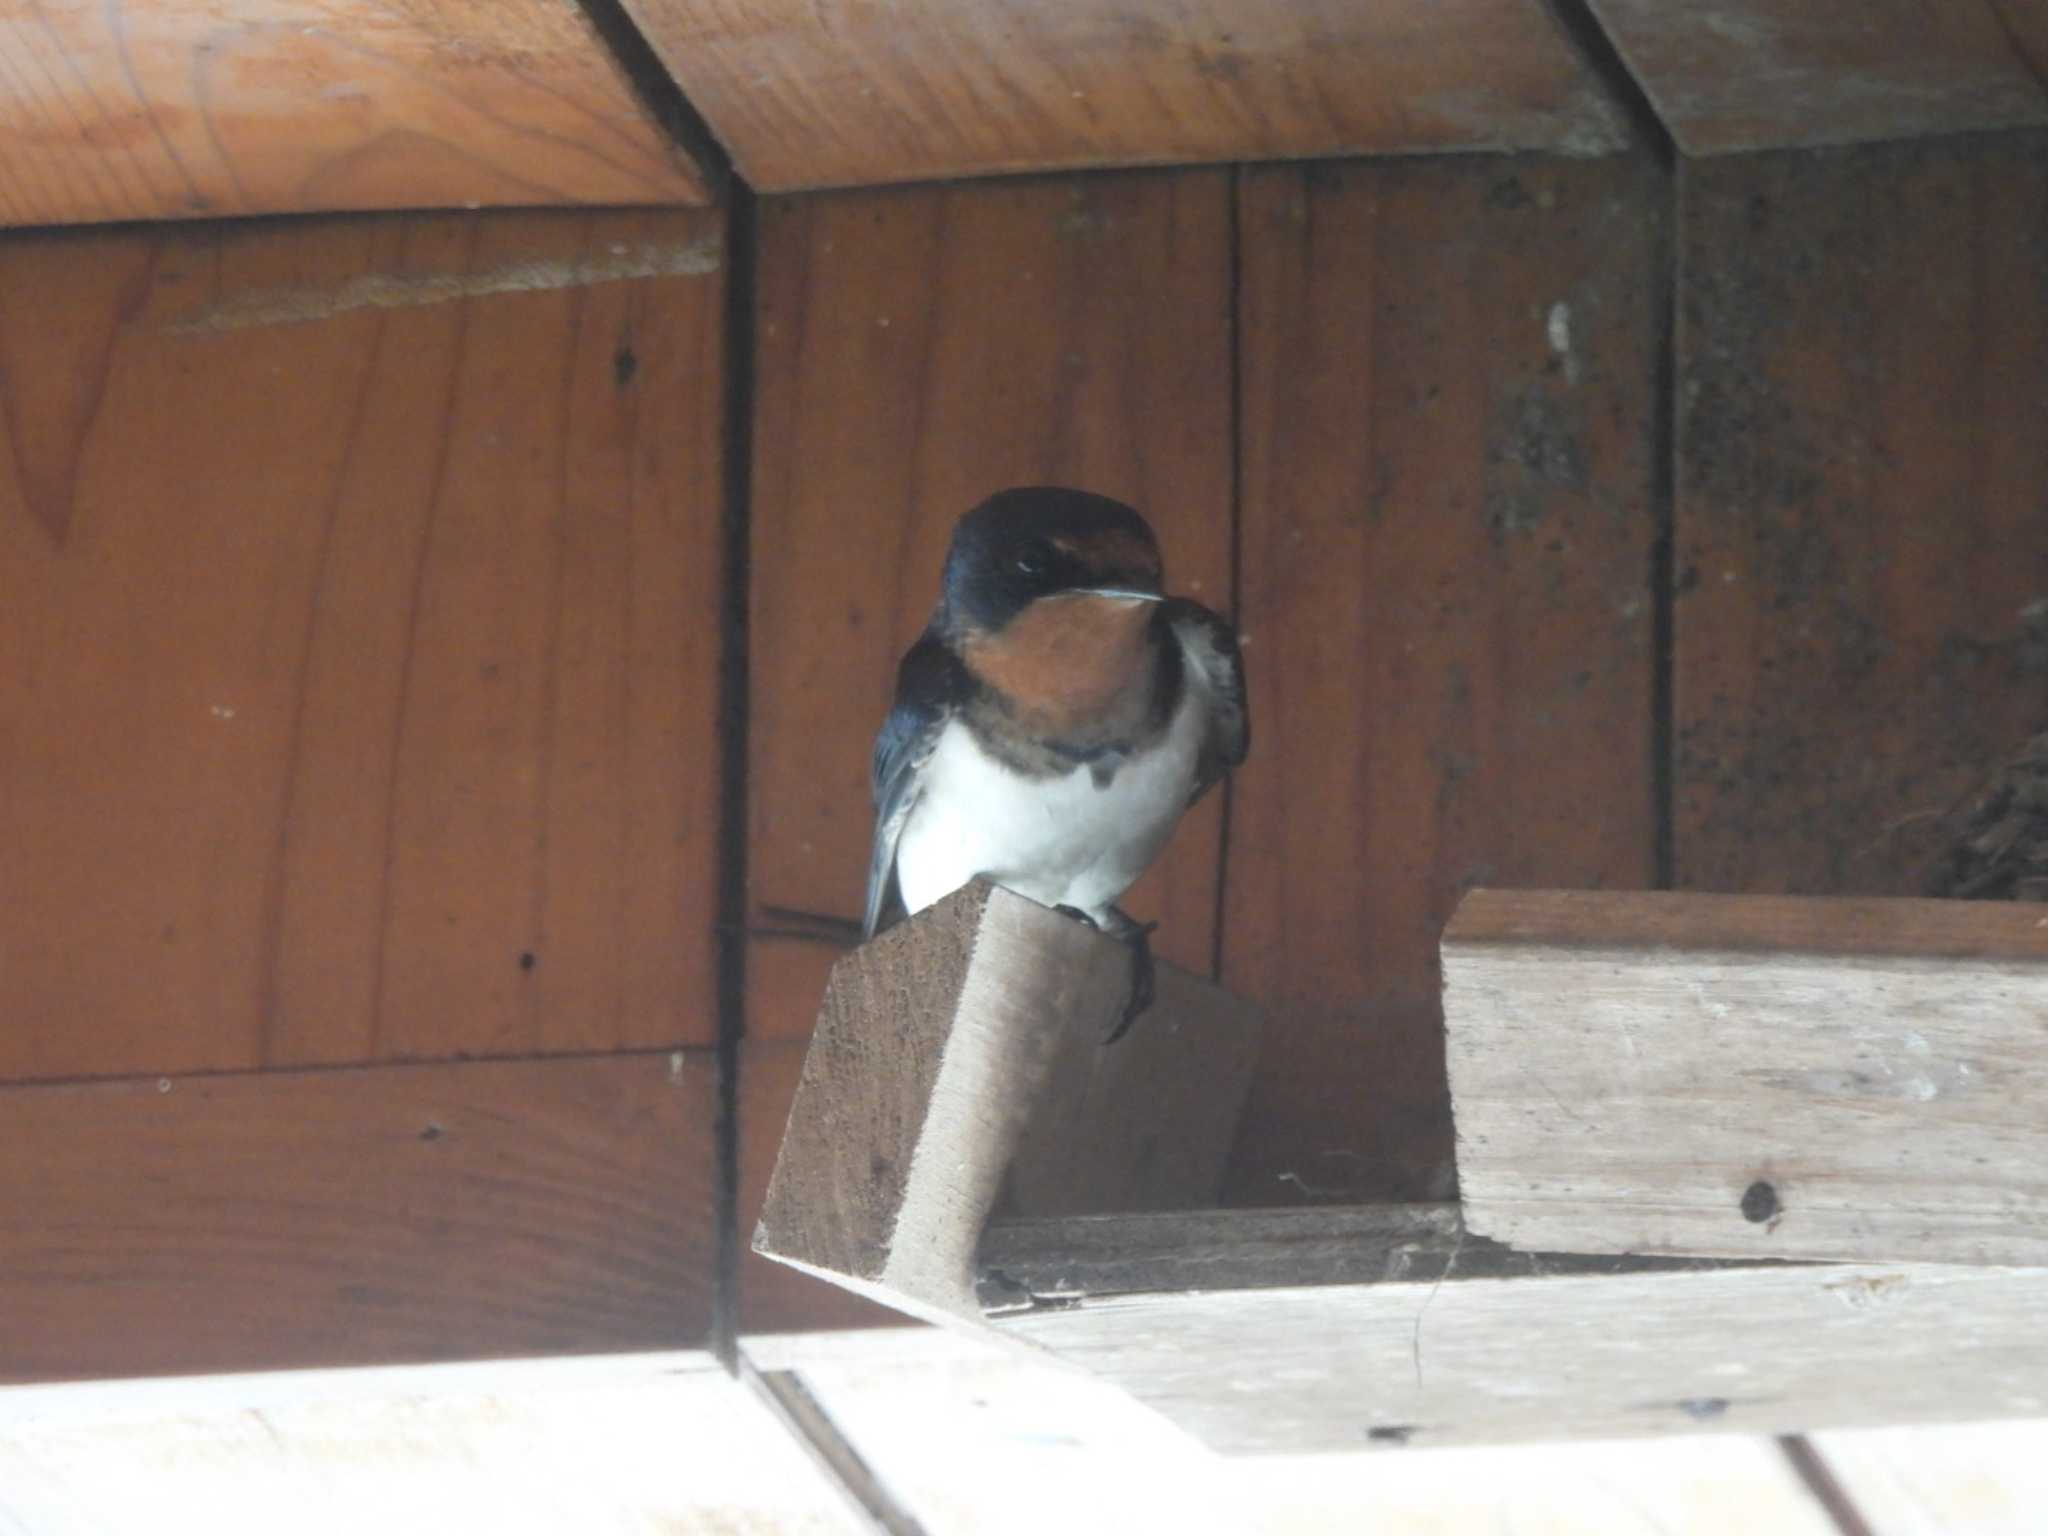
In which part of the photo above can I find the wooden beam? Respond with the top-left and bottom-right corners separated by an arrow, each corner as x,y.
621,0 -> 1625,191
974,1208 -> 2048,1453
0,0 -> 707,227
752,882 -> 1260,1329
0,1052 -> 715,1382
775,1323 -> 1862,1527
1583,0 -> 2048,154
1443,889 -> 2048,1266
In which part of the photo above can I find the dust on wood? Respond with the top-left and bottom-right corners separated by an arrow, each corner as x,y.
165,238 -> 722,334
1927,730 -> 2048,901
1675,135 -> 2048,896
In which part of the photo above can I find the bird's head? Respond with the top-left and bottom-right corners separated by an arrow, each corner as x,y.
939,486 -> 1164,639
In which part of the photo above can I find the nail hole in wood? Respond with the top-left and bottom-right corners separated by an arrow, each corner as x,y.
1741,1180 -> 1780,1224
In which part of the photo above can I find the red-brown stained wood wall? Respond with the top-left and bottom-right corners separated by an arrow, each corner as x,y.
1225,155 -> 1661,1204
1674,134 -> 2048,893
0,207 -> 727,1078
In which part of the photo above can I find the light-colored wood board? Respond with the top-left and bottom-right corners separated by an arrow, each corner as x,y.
1225,154 -> 1660,1204
0,1360 -> 858,1536
1812,1420 -> 2048,1534
0,206 -> 725,1076
742,1364 -> 926,1536
0,1052 -> 716,1383
622,0 -> 1624,192
0,0 -> 706,228
1444,889 -> 2048,1265
998,1253 -> 2048,1454
793,1338 -> 1844,1536
753,882 -> 1260,1329
1675,137 -> 2048,897
1584,0 -> 2048,154
745,171 -> 1234,1044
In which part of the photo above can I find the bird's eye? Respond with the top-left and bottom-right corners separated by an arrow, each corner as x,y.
1013,551 -> 1048,578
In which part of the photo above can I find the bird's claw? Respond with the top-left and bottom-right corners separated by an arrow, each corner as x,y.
1105,915 -> 1157,1044
1050,905 -> 1155,1043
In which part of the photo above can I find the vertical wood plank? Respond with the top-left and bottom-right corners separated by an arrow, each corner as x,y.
746,172 -> 1234,1044
1674,134 -> 2048,895
0,208 -> 725,1078
1226,156 -> 1660,1203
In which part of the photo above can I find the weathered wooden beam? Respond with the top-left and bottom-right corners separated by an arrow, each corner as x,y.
0,1052 -> 716,1383
1443,889 -> 2048,1266
752,882 -> 1261,1329
974,1208 -> 2048,1453
749,1205 -> 2048,1452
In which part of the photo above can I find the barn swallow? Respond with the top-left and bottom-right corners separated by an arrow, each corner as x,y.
863,486 -> 1248,1038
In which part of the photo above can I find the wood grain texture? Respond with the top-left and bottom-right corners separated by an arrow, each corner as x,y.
753,882 -> 1259,1329
1675,136 -> 2048,897
0,1051 -> 715,1382
0,206 -> 726,1077
746,172 -> 1234,1043
1584,0 -> 2048,154
1445,889 -> 2048,1265
622,0 -> 1624,192
738,1038 -> 910,1337
975,1209 -> 2048,1453
782,1335 -> 1847,1535
1224,155 -> 1660,1205
0,0 -> 705,228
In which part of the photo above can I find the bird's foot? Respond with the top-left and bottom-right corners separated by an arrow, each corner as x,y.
1102,909 -> 1158,1044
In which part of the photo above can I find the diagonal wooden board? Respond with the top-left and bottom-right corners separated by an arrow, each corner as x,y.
1442,889 -> 2048,1266
752,881 -> 1262,1330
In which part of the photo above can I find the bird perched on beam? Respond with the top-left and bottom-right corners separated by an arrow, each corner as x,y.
863,486 -> 1249,1037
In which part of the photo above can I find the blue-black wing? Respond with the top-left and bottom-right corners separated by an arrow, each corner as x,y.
863,631 -> 972,938
1162,597 -> 1248,805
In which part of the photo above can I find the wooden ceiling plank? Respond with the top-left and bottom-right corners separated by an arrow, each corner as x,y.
1584,0 -> 2048,154
621,0 -> 1626,190
0,0 -> 708,227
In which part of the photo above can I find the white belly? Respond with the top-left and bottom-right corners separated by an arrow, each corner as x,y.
893,687 -> 1205,925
